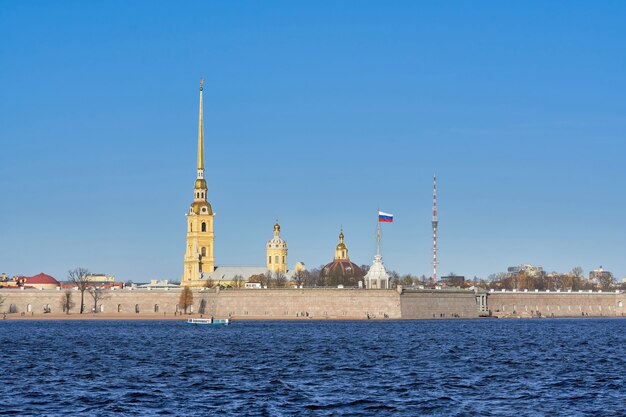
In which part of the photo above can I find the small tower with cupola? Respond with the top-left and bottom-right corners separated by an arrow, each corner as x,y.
266,221 -> 288,274
335,228 -> 348,260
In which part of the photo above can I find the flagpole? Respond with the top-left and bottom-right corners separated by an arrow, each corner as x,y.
376,208 -> 381,257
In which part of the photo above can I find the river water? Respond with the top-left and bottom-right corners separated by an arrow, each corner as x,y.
1,318 -> 625,416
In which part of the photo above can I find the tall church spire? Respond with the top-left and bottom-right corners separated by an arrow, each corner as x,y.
197,79 -> 204,178
183,80 -> 215,287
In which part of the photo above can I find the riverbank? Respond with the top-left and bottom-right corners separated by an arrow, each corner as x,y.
1,312 -> 385,321
3,312 -> 195,321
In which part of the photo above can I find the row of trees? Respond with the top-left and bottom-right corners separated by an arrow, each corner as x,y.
233,266 -> 422,289
242,267 -> 373,288
481,267 -> 618,291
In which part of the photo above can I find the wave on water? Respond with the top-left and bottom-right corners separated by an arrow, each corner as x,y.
1,318 -> 625,416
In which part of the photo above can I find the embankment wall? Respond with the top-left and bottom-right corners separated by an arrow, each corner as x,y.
400,290 -> 480,319
0,288 -> 402,319
2,288 -> 625,319
488,291 -> 626,317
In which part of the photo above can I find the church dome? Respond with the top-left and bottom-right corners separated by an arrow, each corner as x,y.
322,260 -> 364,278
190,200 -> 213,215
321,228 -> 363,286
25,273 -> 59,285
267,221 -> 286,247
195,178 -> 207,189
321,259 -> 364,287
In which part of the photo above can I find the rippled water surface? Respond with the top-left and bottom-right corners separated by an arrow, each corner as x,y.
1,319 -> 625,416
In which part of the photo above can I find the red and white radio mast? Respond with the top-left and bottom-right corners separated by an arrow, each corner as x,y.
432,175 -> 438,283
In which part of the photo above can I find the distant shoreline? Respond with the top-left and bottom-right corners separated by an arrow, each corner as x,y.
1,313 -> 386,321
2,313 -> 622,322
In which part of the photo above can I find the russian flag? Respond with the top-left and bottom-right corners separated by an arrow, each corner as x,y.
378,211 -> 394,223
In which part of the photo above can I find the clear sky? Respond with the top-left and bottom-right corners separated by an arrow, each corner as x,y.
1,1 -> 625,282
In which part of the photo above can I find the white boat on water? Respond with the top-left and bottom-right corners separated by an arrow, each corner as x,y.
187,317 -> 231,326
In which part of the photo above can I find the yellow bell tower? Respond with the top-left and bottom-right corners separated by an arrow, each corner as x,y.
266,221 -> 287,273
182,80 -> 215,287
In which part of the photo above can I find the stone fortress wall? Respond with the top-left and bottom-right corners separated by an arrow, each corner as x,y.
1,288 -> 625,319
0,288 -> 402,319
488,290 -> 626,317
400,290 -> 481,319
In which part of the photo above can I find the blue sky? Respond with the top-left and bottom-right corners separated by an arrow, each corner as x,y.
1,1 -> 625,282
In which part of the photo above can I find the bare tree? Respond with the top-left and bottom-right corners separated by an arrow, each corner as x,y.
274,272 -> 287,288
306,266 -> 325,287
599,272 -> 614,291
401,275 -> 414,287
179,286 -> 194,314
388,271 -> 400,289
260,271 -> 274,288
571,266 -> 584,279
60,290 -> 75,315
292,270 -> 308,287
88,287 -> 108,313
68,267 -> 91,314
232,274 -> 244,288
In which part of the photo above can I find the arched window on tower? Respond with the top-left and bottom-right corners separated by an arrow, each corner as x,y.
282,256 -> 285,264
201,247 -> 206,257
275,255 -> 279,264
269,256 -> 272,264
201,222 -> 206,232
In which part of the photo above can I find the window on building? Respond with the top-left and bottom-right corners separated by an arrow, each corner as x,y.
201,247 -> 206,257
135,304 -> 140,313
269,256 -> 272,264
282,256 -> 285,263
275,256 -> 279,264
154,304 -> 159,313
202,222 -> 206,232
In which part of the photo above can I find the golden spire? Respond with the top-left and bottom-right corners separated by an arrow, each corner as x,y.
197,79 -> 204,174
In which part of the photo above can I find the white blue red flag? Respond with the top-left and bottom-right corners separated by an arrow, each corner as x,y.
378,211 -> 394,223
